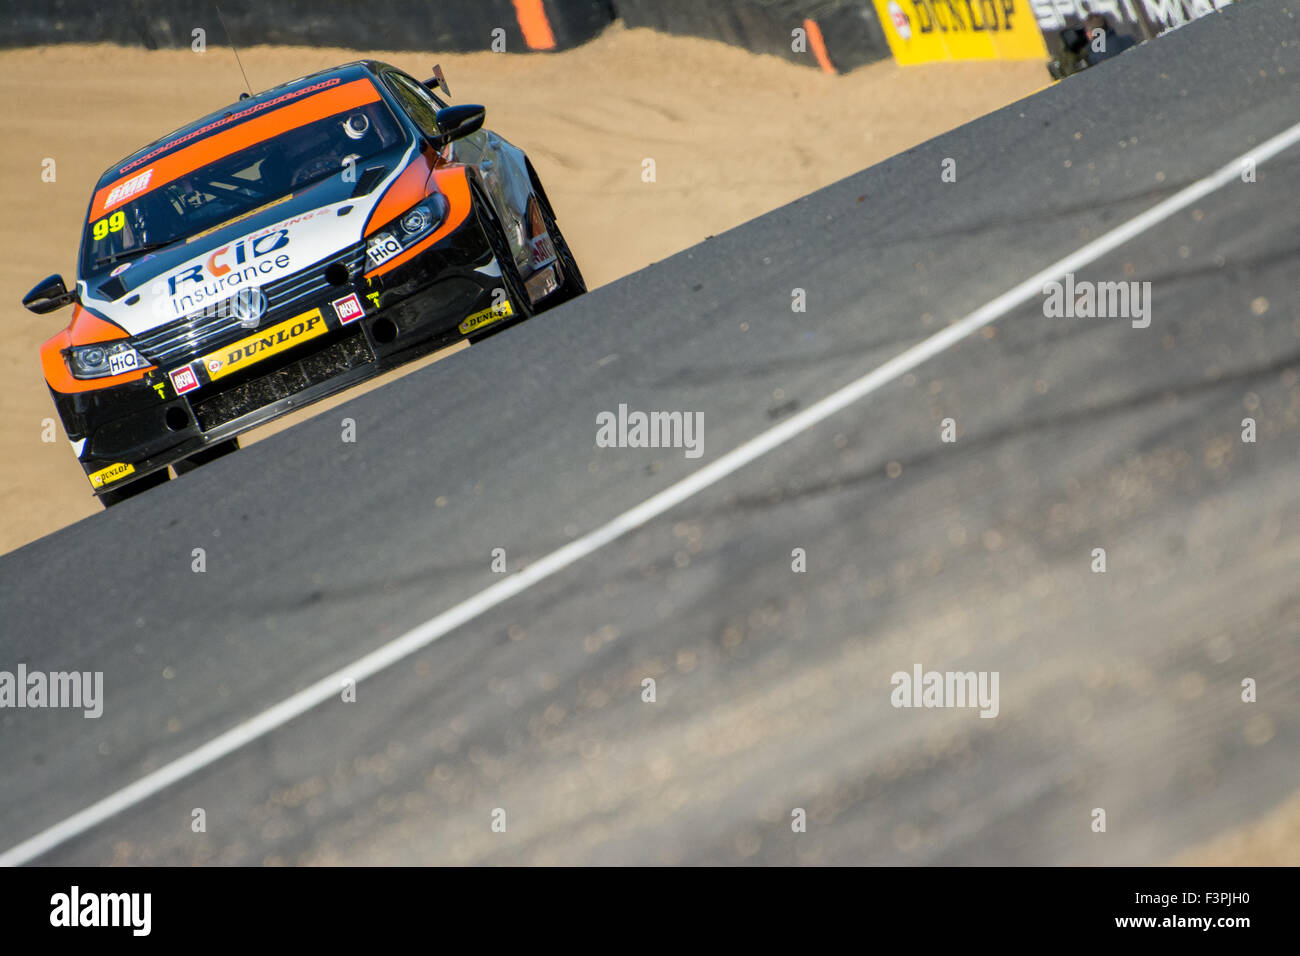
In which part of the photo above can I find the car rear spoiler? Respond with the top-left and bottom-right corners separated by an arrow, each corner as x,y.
423,64 -> 450,98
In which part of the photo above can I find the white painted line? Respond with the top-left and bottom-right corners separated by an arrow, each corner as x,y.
4,120 -> 1298,867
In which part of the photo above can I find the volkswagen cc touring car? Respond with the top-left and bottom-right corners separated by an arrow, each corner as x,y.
22,61 -> 584,505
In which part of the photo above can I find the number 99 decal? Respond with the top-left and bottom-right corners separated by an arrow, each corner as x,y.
92,210 -> 126,241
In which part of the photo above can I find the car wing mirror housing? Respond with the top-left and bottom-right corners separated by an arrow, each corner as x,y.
432,105 -> 486,148
23,274 -> 78,314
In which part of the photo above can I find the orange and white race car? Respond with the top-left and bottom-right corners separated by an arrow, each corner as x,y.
23,61 -> 584,505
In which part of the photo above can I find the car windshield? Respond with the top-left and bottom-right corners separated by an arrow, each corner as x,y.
82,97 -> 404,277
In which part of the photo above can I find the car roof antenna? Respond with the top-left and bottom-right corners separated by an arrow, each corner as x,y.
214,3 -> 254,100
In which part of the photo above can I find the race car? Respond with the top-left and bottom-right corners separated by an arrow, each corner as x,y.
23,60 -> 585,506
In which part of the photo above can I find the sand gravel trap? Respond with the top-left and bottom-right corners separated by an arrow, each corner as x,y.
0,24 -> 1046,553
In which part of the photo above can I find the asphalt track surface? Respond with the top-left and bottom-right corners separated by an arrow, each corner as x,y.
2,2 -> 1298,865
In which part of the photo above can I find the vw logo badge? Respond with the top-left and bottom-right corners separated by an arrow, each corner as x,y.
231,287 -> 268,329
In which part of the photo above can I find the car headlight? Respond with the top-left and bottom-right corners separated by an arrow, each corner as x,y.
67,340 -> 144,379
366,195 -> 450,269
400,205 -> 433,237
397,195 -> 448,242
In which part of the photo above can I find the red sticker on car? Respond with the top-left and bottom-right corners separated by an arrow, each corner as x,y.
332,293 -> 365,325
169,365 -> 200,394
529,233 -> 557,268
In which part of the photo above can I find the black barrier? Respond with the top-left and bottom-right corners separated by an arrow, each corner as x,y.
0,0 -> 615,51
0,0 -> 891,72
615,0 -> 891,72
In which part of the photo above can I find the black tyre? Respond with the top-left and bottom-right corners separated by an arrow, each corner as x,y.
470,181 -> 532,342
172,437 -> 240,476
98,468 -> 169,508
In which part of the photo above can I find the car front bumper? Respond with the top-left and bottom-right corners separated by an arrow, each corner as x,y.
53,212 -> 508,498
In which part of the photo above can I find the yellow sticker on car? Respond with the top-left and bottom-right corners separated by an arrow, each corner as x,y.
200,308 -> 328,381
88,462 -> 135,488
459,299 -> 514,335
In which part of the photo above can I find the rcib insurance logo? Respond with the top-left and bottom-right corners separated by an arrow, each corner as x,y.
332,293 -> 364,325
169,365 -> 199,395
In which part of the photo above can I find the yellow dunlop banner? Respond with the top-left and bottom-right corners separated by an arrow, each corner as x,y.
874,0 -> 1047,64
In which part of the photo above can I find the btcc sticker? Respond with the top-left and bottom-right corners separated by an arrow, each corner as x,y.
169,365 -> 200,395
88,461 -> 135,488
366,233 -> 402,268
103,169 -> 153,211
199,308 -> 327,382
332,293 -> 365,325
459,299 -> 514,336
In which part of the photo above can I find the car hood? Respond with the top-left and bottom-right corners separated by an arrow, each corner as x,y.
79,144 -> 415,338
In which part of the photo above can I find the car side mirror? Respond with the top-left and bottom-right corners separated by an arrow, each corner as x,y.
432,105 -> 486,147
22,274 -> 78,314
